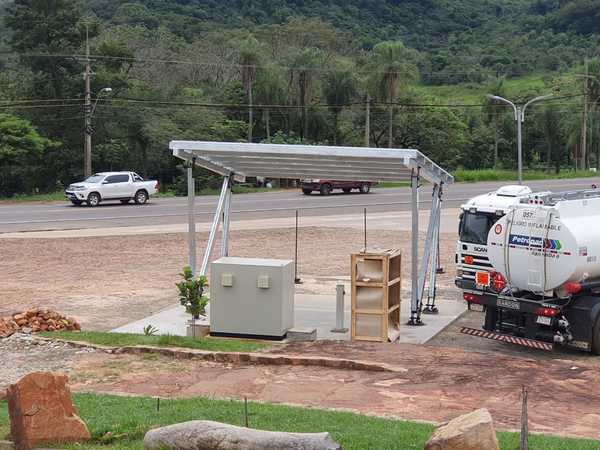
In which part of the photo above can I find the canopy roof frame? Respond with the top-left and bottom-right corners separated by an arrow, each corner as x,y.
171,141 -> 453,185
171,141 -> 454,329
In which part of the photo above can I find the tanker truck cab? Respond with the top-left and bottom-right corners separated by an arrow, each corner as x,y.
462,188 -> 600,354
456,185 -> 533,295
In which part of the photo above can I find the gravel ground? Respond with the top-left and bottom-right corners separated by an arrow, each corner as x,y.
0,333 -> 95,392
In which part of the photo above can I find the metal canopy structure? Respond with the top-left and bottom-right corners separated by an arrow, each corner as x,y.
170,140 -> 454,326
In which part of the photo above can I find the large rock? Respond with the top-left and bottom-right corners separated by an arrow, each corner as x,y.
144,420 -> 342,450
425,408 -> 499,450
7,372 -> 91,450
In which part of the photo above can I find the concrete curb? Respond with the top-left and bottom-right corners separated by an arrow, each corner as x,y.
36,337 -> 408,373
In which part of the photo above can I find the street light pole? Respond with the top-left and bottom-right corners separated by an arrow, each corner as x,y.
487,94 -> 553,185
516,105 -> 523,184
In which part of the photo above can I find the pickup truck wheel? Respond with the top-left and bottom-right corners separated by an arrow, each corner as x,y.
342,188 -> 352,194
592,318 -> 600,355
120,199 -> 130,204
359,184 -> 370,194
134,190 -> 148,205
302,189 -> 312,195
87,192 -> 100,207
319,184 -> 332,196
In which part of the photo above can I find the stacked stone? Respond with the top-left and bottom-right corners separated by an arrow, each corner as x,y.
0,309 -> 80,338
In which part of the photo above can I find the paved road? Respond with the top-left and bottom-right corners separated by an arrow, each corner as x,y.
0,178 -> 597,233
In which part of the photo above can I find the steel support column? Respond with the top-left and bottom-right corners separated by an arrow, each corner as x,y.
221,178 -> 232,257
199,176 -> 231,276
413,184 -> 439,325
187,164 -> 197,274
408,168 -> 422,325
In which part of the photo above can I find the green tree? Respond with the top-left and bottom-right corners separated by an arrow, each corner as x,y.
369,41 -> 418,148
586,59 -> 600,168
541,106 -> 564,173
322,63 -> 356,145
255,65 -> 287,140
238,35 -> 261,142
0,114 -> 59,196
482,77 -> 507,168
288,47 -> 324,140
5,0 -> 91,99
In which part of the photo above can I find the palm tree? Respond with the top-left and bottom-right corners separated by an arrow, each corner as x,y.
239,36 -> 260,142
369,41 -> 418,148
322,63 -> 356,145
483,77 -> 507,168
288,47 -> 324,140
541,106 -> 563,174
255,65 -> 286,140
586,59 -> 600,168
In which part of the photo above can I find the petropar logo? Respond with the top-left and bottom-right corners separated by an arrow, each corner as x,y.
509,234 -> 562,250
494,224 -> 502,235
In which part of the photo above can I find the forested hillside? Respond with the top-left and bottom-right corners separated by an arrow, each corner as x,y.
1,0 -> 600,196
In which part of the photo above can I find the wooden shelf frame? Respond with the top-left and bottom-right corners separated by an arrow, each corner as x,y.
351,249 -> 402,342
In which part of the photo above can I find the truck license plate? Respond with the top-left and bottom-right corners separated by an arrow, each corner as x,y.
497,298 -> 519,310
536,316 -> 552,326
470,303 -> 484,312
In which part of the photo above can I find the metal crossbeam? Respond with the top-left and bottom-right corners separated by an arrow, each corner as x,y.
417,184 -> 442,302
199,176 -> 231,276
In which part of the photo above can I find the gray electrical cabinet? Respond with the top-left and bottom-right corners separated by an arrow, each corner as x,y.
209,257 -> 295,339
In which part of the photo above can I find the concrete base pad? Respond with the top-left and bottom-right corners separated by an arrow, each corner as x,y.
286,327 -> 317,342
112,293 -> 465,346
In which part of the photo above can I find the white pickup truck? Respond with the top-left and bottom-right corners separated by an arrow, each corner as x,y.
65,171 -> 159,206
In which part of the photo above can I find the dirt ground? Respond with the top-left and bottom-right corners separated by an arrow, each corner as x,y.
4,227 -> 600,440
54,339 -> 600,440
0,227 -> 457,330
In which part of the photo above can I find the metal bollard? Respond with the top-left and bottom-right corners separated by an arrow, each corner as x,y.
331,283 -> 348,333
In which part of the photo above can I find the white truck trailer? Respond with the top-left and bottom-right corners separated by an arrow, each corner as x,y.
461,187 -> 600,353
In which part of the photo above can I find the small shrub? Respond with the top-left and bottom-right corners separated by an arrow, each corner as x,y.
143,324 -> 158,336
176,266 -> 209,320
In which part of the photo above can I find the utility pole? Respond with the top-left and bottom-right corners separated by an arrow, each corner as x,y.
364,93 -> 370,147
83,24 -> 92,178
581,58 -> 589,171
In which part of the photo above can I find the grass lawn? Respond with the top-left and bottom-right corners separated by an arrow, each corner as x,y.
454,169 -> 598,183
413,74 -> 554,104
0,191 -> 67,202
39,331 -> 269,353
0,394 -> 598,449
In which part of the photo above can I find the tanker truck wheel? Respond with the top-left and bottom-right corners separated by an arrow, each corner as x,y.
592,319 -> 600,355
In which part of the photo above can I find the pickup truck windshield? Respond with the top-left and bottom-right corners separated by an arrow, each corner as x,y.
84,175 -> 105,183
459,212 -> 497,245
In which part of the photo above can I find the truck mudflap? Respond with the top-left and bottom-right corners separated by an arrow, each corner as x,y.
460,326 -> 553,351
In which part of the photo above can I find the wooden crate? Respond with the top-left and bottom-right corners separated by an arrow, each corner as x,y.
351,249 -> 401,342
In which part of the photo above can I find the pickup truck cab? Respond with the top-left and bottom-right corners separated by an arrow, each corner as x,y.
65,171 -> 159,207
301,179 -> 372,196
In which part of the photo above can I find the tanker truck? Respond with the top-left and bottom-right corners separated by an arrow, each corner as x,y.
455,185 -> 533,294
460,187 -> 600,353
